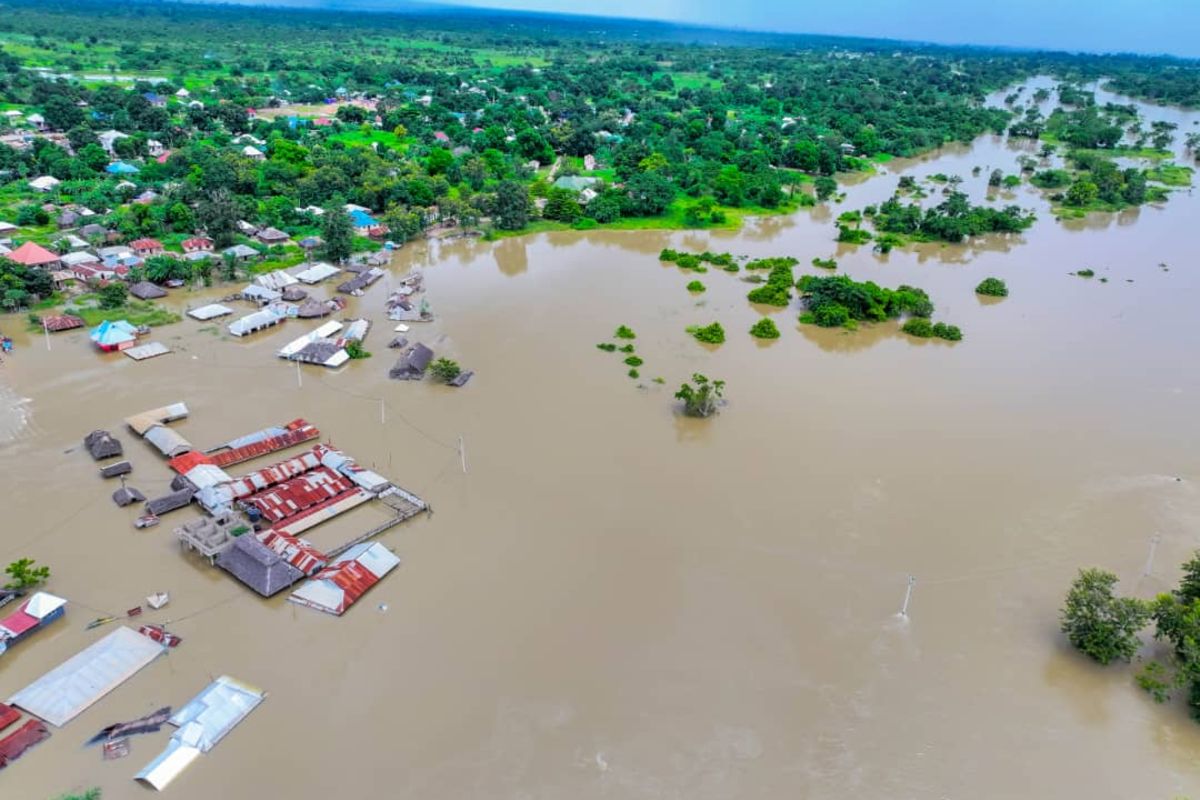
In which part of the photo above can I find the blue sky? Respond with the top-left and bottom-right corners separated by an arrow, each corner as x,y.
432,0 -> 1199,57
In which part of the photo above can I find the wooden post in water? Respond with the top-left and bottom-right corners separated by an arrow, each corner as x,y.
1143,533 -> 1161,577
899,575 -> 916,617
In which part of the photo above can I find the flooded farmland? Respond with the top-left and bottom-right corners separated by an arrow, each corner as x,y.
3,81 -> 1200,798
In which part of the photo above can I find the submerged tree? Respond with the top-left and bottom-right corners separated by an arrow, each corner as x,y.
429,357 -> 462,383
1060,568 -> 1149,665
675,373 -> 725,418
4,558 -> 50,590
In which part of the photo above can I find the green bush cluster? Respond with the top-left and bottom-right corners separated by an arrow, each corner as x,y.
686,280 -> 706,293
614,325 -> 637,339
797,275 -> 933,329
687,322 -> 726,344
745,256 -> 798,271
902,319 -> 963,341
746,262 -> 795,306
659,249 -> 736,271
810,257 -> 838,270
975,277 -> 1009,297
749,318 -> 780,339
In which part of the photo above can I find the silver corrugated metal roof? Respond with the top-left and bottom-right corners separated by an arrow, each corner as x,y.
8,626 -> 164,727
144,425 -> 192,457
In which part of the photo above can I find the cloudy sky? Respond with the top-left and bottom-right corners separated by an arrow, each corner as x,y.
430,0 -> 1199,57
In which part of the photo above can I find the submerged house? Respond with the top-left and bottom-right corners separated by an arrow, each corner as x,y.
134,676 -> 266,792
228,307 -> 286,337
216,535 -> 303,597
0,592 -> 67,656
129,281 -> 168,300
89,320 -> 141,352
289,542 -> 400,616
389,343 -> 434,380
84,430 -> 123,460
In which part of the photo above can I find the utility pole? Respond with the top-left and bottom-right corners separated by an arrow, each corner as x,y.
380,397 -> 385,425
295,359 -> 302,388
43,318 -> 50,351
458,434 -> 467,474
899,575 -> 916,618
1143,533 -> 1161,577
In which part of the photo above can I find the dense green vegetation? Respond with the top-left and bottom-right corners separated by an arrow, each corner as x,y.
685,280 -> 705,293
4,557 -> 49,590
866,190 -> 1036,244
975,277 -> 1009,297
1060,551 -> 1200,723
797,274 -> 932,329
746,261 -> 795,306
901,318 -> 963,341
676,373 -> 724,418
687,322 -> 726,345
429,357 -> 461,382
1060,568 -> 1150,666
0,256 -> 54,310
749,318 -> 780,339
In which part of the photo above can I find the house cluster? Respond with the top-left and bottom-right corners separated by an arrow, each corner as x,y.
97,403 -> 427,618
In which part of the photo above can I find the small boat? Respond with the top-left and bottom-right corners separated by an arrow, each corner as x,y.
86,616 -> 119,630
134,514 -> 160,529
145,592 -> 169,610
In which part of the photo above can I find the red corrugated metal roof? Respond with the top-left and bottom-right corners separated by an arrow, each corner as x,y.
328,560 -> 379,607
245,467 -> 353,523
0,703 -> 19,734
209,425 -> 319,468
0,609 -> 39,637
257,529 -> 327,575
0,719 -> 50,767
168,450 -> 214,474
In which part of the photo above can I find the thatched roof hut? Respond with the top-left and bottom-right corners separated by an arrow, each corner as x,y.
84,430 -> 123,460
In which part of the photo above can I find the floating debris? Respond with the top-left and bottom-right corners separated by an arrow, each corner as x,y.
102,738 -> 131,760
146,592 -> 169,610
88,706 -> 174,746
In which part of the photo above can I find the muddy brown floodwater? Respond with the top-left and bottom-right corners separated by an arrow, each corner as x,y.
3,79 -> 1200,799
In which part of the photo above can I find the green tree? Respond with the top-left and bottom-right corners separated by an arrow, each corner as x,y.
97,282 -> 128,309
321,205 -> 355,263
429,357 -> 462,383
1060,568 -> 1150,665
5,558 -> 50,590
493,180 -> 531,231
196,189 -> 238,248
675,373 -> 725,418
814,176 -> 837,201
542,187 -> 581,222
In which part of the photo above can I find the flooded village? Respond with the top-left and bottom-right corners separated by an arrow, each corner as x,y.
0,8 -> 1199,796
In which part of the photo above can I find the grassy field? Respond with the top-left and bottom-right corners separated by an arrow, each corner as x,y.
56,299 -> 181,328
327,128 -> 409,152
1146,163 -> 1194,187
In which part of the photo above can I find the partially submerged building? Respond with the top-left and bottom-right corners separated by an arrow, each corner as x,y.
8,626 -> 164,727
135,676 -> 265,792
0,592 -> 67,656
215,536 -> 303,597
390,343 -> 434,380
289,542 -> 400,616
228,307 -> 286,337
84,430 -> 123,460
